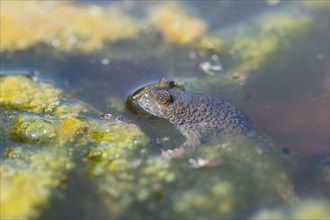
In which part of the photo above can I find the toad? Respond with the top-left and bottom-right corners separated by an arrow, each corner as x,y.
131,79 -> 255,158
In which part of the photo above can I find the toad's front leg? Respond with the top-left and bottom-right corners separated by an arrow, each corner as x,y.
162,132 -> 201,159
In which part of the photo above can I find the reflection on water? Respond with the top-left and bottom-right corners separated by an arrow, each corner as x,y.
1,1 -> 329,219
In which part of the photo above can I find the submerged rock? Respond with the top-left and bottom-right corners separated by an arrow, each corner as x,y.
0,74 -> 149,219
0,76 -> 297,219
0,1 -> 139,52
0,75 -> 62,112
10,115 -> 56,144
1,148 -> 74,220
1,1 -> 208,52
85,136 -> 295,219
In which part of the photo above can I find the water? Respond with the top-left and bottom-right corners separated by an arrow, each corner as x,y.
1,1 -> 329,219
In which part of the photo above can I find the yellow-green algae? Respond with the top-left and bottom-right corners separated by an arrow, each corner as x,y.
150,3 -> 207,45
85,136 -> 295,219
1,148 -> 74,220
106,97 -> 125,113
251,199 -> 330,220
0,75 -> 62,112
1,75 -> 149,219
1,76 -> 295,219
0,1 -> 139,52
0,1 -> 208,52
180,12 -> 311,94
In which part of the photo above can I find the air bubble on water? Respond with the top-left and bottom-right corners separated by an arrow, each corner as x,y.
101,58 -> 110,65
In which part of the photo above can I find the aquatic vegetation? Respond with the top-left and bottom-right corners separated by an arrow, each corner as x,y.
106,97 -> 125,113
166,137 -> 295,219
150,3 -> 207,45
10,115 -> 56,144
1,1 -> 208,52
251,199 -> 330,220
230,14 -> 311,73
199,36 -> 228,55
85,136 -> 295,219
9,113 -> 90,147
0,0 -> 328,219
1,148 -> 74,220
259,14 -> 311,38
180,12 -> 312,96
0,1 -> 139,52
0,74 -> 150,219
0,75 -> 62,112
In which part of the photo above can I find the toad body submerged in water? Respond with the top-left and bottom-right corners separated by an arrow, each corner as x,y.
131,79 -> 255,157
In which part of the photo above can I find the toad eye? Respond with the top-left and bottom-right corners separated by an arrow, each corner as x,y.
156,91 -> 171,105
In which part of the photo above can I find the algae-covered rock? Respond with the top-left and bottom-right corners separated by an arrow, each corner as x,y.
0,74 -> 150,219
0,147 -> 74,220
1,1 -> 208,52
0,1 -> 140,52
150,3 -> 207,45
10,115 -> 57,144
85,136 -> 295,219
0,75 -> 62,112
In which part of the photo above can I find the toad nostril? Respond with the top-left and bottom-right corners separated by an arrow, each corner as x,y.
132,88 -> 146,100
